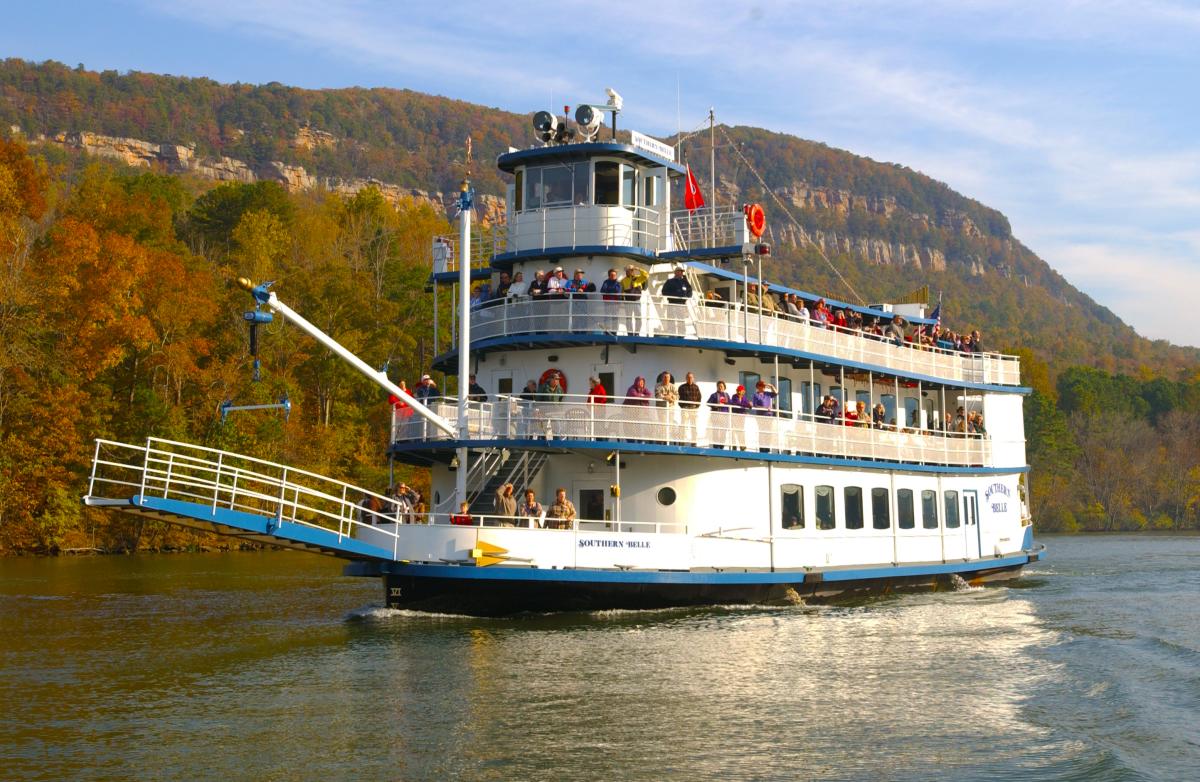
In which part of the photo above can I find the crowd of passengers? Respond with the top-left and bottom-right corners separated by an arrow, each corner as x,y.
467,264 -> 986,355
390,368 -> 986,442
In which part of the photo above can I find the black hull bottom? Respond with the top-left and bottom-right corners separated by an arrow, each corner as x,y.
382,564 -> 1026,616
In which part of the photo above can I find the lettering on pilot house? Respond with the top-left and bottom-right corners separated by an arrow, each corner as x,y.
577,539 -> 650,549
985,483 -> 1011,514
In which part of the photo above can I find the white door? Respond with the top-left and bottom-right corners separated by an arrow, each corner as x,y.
962,490 -> 981,559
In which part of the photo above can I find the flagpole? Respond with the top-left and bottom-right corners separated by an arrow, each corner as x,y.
709,108 -> 716,247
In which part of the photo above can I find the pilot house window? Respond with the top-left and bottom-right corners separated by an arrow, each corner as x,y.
595,162 -> 620,205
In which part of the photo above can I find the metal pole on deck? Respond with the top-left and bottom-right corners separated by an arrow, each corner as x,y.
456,178 -> 473,507
709,108 -> 716,247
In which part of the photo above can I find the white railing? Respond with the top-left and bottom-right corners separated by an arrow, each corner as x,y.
506,204 -> 665,253
86,437 -> 405,553
431,230 -> 505,274
393,395 -> 991,467
467,294 -> 1022,386
85,438 -> 684,546
670,207 -> 751,251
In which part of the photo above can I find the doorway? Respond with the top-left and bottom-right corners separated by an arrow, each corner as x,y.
962,490 -> 981,559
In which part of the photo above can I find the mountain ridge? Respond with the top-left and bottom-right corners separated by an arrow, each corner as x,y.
2,57 -> 1194,375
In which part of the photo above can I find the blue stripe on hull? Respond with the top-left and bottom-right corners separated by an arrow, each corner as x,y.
370,553 -> 1032,584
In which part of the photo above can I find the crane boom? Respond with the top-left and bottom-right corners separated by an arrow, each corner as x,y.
237,278 -> 457,437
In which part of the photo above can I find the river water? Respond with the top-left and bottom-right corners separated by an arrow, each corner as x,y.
2,535 -> 1197,781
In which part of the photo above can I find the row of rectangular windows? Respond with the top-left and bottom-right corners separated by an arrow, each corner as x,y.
780,485 -> 967,531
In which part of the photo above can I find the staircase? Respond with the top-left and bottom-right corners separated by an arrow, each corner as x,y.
468,450 -> 550,515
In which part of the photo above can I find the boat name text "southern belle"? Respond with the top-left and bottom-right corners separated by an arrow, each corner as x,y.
985,483 -> 1011,514
577,539 -> 650,549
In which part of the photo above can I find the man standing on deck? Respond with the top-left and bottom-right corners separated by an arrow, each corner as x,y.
677,372 -> 702,445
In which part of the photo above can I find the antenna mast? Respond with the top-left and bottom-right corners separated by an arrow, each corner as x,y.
709,108 -> 716,247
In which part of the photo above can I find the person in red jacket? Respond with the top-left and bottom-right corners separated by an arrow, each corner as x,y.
587,376 -> 608,404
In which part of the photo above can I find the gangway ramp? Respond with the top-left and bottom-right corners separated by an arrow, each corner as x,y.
84,438 -> 400,561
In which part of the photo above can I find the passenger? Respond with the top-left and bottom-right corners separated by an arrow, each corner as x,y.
568,268 -> 595,296
971,330 -> 983,353
816,395 -> 839,425
587,376 -> 608,404
872,402 -> 887,429
494,271 -> 513,299
624,376 -> 653,405
599,268 -> 622,300
528,269 -> 548,298
661,266 -> 693,303
414,374 -> 438,401
795,297 -> 810,322
884,314 -> 907,347
677,371 -> 702,445
538,372 -> 564,403
832,309 -> 847,329
746,283 -> 761,310
546,266 -> 567,296
751,380 -> 778,415
390,485 -> 413,523
760,284 -> 778,313
783,293 -> 802,319
844,403 -> 859,426
620,265 -> 649,298
467,374 -> 488,403
546,487 -> 577,529
655,371 -> 678,407
812,298 -> 830,327
358,492 -> 384,525
494,482 -> 517,523
450,500 -> 474,526
855,400 -> 871,427
972,411 -> 987,434
707,379 -> 732,449
508,271 -> 527,298
519,489 -> 543,528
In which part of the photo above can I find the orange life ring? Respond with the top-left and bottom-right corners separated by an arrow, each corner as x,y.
539,367 -> 567,393
744,203 -> 766,238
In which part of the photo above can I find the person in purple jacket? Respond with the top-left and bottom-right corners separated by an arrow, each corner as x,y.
623,376 -> 654,442
751,380 -> 778,415
728,384 -> 752,449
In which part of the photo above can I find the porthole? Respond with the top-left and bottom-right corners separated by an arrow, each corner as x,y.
657,487 -> 677,506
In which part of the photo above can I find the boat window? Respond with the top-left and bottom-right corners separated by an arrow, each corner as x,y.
815,485 -> 836,530
829,386 -> 844,407
781,484 -> 804,529
881,394 -> 896,427
801,382 -> 821,417
778,378 -> 793,414
856,390 -> 871,407
657,487 -> 677,506
897,489 -> 914,529
514,170 -> 524,212
572,162 -> 591,205
944,490 -> 960,528
541,165 -> 573,207
904,397 -> 920,429
921,489 -> 939,529
621,165 -> 638,209
872,488 -> 890,529
595,161 -> 620,205
923,397 -> 936,429
643,174 -> 659,207
844,486 -> 863,530
740,371 -> 760,393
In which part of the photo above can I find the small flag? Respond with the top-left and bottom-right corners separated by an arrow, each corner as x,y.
684,163 -> 705,211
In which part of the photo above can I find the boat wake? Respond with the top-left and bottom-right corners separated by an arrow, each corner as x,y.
344,604 -> 491,622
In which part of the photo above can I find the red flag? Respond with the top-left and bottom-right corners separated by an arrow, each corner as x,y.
684,163 -> 705,211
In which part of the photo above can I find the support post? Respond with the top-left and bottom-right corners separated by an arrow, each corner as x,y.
456,179 -> 473,507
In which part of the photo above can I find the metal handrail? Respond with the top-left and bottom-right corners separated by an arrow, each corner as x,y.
463,294 -> 1022,386
393,394 -> 993,467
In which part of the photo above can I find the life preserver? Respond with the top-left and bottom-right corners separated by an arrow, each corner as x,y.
539,367 -> 567,393
744,203 -> 766,238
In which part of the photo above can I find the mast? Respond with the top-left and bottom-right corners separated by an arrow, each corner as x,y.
455,142 -> 474,507
709,108 -> 716,247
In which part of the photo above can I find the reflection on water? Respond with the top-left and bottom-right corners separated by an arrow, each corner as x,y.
2,537 -> 1199,781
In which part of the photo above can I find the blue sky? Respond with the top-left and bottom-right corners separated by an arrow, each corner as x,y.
5,1 -> 1200,346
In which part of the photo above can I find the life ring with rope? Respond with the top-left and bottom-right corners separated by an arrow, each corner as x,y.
539,367 -> 567,393
744,203 -> 766,238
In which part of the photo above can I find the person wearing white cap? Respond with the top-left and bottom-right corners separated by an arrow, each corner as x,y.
414,374 -> 438,402
546,266 -> 567,296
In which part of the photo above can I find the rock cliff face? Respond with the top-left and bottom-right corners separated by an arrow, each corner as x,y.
43,130 -> 504,224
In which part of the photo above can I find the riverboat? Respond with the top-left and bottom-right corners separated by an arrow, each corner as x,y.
84,97 -> 1042,615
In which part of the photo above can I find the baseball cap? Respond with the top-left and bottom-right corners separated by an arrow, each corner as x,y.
736,385 -> 746,393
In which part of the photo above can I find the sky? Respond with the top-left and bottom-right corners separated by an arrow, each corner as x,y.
4,1 -> 1199,346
